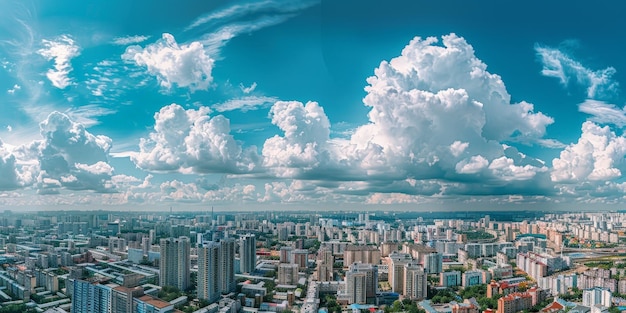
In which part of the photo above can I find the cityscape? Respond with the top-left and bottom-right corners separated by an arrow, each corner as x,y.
2,0 -> 626,313
0,210 -> 626,313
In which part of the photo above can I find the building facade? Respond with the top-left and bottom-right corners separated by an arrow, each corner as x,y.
159,236 -> 190,290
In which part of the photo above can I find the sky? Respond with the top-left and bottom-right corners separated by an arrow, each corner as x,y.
1,0 -> 626,212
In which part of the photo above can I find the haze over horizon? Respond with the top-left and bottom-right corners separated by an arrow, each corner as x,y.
1,0 -> 626,212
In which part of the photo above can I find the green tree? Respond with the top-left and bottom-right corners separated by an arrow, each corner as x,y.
0,304 -> 37,313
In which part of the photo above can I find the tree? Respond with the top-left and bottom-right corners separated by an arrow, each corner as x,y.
518,281 -> 529,292
0,304 -> 37,313
460,285 -> 486,299
478,297 -> 498,310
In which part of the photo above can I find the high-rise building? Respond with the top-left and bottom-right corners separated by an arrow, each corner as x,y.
278,263 -> 299,285
198,241 -> 220,302
404,262 -> 427,300
424,252 -> 443,274
345,269 -> 367,304
348,263 -> 378,299
159,236 -> 190,290
462,271 -> 484,288
197,239 -> 236,301
219,238 -> 236,293
316,247 -> 334,282
170,225 -> 191,238
291,249 -> 309,270
280,246 -> 293,263
344,245 -> 381,266
71,280 -> 114,313
239,234 -> 256,274
582,287 -> 612,308
440,271 -> 461,287
389,252 -> 412,294
497,292 -> 533,313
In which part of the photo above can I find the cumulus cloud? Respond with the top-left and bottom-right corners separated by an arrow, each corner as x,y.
262,101 -> 336,177
122,33 -> 214,92
350,34 -> 552,181
112,35 -> 150,45
132,103 -> 260,174
37,35 -> 80,89
535,44 -> 619,99
552,121 -> 626,182
455,155 -> 489,174
0,140 -> 22,190
261,34 -> 553,197
160,180 -> 204,202
449,141 -> 469,158
212,96 -> 278,112
24,112 -> 115,193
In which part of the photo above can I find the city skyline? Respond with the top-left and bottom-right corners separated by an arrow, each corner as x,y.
1,0 -> 626,211
0,207 -> 625,312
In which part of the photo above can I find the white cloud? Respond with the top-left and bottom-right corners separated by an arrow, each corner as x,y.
0,140 -> 22,190
64,104 -> 117,128
185,0 -> 318,32
160,180 -> 203,202
28,112 -> 114,192
240,82 -> 257,94
112,35 -> 150,45
260,34 -> 553,197
37,35 -> 80,89
131,103 -> 260,174
455,155 -> 489,174
449,141 -> 469,157
75,161 -> 113,176
535,44 -> 618,99
488,156 -> 547,181
7,84 -> 21,94
365,193 -> 429,205
578,99 -> 626,127
199,15 -> 299,57
349,34 -> 552,181
0,112 -> 117,195
122,33 -> 214,92
262,101 -> 334,177
202,182 -> 258,203
212,96 -> 278,112
552,121 -> 626,182
536,139 -> 566,149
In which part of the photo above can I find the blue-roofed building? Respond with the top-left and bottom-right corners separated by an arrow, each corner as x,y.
419,300 -> 438,313
377,292 -> 399,306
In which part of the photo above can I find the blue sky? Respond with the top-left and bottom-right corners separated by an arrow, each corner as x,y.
1,0 -> 626,211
